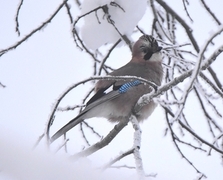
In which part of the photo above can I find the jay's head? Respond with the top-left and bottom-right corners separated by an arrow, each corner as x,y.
132,35 -> 162,62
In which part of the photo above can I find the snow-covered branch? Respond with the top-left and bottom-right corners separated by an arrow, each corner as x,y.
130,115 -> 145,179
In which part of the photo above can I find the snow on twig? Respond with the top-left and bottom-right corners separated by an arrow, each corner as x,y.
130,115 -> 145,179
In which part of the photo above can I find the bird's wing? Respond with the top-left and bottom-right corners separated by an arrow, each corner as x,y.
86,63 -> 143,107
85,79 -> 142,111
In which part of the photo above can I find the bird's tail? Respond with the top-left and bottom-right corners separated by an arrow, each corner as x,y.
50,91 -> 120,143
50,113 -> 86,143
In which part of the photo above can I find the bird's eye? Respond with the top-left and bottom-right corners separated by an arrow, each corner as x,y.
140,46 -> 148,54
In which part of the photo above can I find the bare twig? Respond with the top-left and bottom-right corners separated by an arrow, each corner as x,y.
182,0 -> 193,22
81,121 -> 102,139
0,82 -> 6,88
200,0 -> 221,25
164,108 -> 204,174
179,120 -> 223,154
163,43 -> 191,50
74,0 -> 81,7
98,39 -> 121,75
200,71 -> 223,97
71,117 -> 129,160
73,5 -> 107,27
110,165 -> 135,169
32,133 -> 45,150
102,148 -> 135,170
207,66 -> 223,91
208,133 -> 223,155
156,0 -> 200,52
55,139 -> 69,153
65,2 -> 73,23
15,0 -> 24,36
0,0 -> 68,57
193,87 -> 221,137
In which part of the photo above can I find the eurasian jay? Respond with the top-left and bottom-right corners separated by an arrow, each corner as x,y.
50,35 -> 163,143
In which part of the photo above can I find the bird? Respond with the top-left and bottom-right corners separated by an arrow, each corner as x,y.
50,35 -> 163,143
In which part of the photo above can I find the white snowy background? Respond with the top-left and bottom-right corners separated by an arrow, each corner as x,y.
0,0 -> 223,179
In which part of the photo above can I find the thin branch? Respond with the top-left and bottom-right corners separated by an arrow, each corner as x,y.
207,66 -> 223,91
199,72 -> 223,99
110,165 -> 135,169
106,15 -> 132,49
74,0 -> 81,7
73,5 -> 106,28
179,120 -> 223,154
110,2 -> 125,12
72,29 -> 96,60
202,42 -> 223,92
155,12 -> 173,42
102,148 -> 135,170
71,117 -> 129,160
163,43 -> 191,50
15,0 -> 24,36
163,105 -> 223,156
200,0 -> 221,25
32,133 -> 45,150
164,108 -> 204,174
136,25 -> 146,35
0,82 -> 6,88
98,39 -> 121,75
182,0 -> 193,22
193,87 -> 221,137
79,122 -> 91,146
0,0 -> 68,57
55,139 -> 69,153
195,79 -> 222,117
72,29 -> 114,73
176,138 -> 207,152
82,121 -> 102,139
208,133 -> 223,155
65,2 -> 73,23
156,0 -> 200,52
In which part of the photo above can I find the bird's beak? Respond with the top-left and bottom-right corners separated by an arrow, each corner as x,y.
156,46 -> 162,52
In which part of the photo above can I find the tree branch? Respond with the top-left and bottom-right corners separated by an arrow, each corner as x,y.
156,0 -> 200,52
15,0 -> 24,36
0,0 -> 68,57
130,115 -> 145,178
71,117 -> 129,160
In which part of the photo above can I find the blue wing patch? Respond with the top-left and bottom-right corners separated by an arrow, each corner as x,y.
87,80 -> 142,106
119,80 -> 141,93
